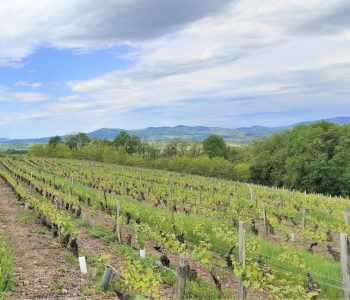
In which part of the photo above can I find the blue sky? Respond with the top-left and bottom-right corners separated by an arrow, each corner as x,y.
1,0 -> 350,138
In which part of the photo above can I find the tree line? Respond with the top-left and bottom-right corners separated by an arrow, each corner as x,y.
250,121 -> 350,196
29,121 -> 350,196
29,132 -> 250,181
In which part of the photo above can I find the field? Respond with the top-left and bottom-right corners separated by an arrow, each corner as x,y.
0,157 -> 349,299
0,143 -> 31,154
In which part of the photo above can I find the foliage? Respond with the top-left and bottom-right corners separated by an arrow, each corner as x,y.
203,134 -> 226,158
113,131 -> 142,154
121,258 -> 161,299
250,121 -> 350,195
0,236 -> 15,295
65,133 -> 90,150
48,135 -> 62,146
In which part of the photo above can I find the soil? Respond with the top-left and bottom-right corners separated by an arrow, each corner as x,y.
0,178 -> 89,299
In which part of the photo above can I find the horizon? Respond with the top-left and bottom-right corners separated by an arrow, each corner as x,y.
1,1 -> 350,138
1,115 -> 349,140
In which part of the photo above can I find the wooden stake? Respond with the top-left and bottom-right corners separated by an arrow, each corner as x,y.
115,200 -> 121,243
302,209 -> 306,228
238,221 -> 246,300
262,206 -> 268,234
340,233 -> 350,300
173,253 -> 189,300
343,212 -> 349,226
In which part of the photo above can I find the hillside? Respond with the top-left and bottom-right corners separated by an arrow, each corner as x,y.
1,116 -> 350,145
0,157 -> 346,299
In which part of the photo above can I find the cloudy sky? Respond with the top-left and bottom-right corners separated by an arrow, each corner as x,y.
1,0 -> 350,138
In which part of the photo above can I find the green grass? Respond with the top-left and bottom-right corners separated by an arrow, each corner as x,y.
17,210 -> 38,226
0,236 -> 15,297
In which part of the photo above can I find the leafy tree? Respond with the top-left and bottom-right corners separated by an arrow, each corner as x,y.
49,143 -> 72,158
203,134 -> 226,158
65,132 -> 90,150
90,138 -> 112,147
28,144 -> 48,156
48,135 -> 62,146
189,142 -> 202,157
113,131 -> 142,154
163,138 -> 181,157
250,121 -> 350,196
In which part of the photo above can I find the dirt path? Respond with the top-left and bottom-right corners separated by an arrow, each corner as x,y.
0,179 -> 88,300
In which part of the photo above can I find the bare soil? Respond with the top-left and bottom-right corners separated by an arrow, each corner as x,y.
0,178 -> 89,299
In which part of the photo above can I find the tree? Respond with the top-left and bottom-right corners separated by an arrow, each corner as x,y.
250,121 -> 349,196
113,131 -> 142,154
189,142 -> 202,157
48,135 -> 61,146
28,144 -> 48,156
202,134 -> 226,158
65,132 -> 90,150
163,139 -> 181,157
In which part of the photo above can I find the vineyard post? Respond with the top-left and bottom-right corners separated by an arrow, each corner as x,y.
116,200 -> 121,243
238,221 -> 246,300
343,212 -> 349,226
173,253 -> 189,300
248,184 -> 253,201
262,206 -> 268,234
302,209 -> 306,228
340,233 -> 350,300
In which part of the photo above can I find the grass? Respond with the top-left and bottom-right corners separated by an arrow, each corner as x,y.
0,236 -> 15,297
17,210 -> 37,226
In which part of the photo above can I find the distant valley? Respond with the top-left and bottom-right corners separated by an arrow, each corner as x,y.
1,116 -> 350,145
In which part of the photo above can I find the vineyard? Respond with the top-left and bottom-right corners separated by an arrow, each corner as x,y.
0,157 -> 349,299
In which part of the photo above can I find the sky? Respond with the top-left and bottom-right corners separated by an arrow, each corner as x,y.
0,0 -> 350,138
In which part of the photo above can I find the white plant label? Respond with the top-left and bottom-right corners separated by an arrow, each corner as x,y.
79,256 -> 88,274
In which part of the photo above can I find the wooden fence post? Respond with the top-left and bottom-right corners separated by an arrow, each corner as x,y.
262,206 -> 268,234
340,233 -> 350,300
173,253 -> 189,300
302,209 -> 306,228
238,221 -> 246,300
248,184 -> 253,201
343,212 -> 349,226
115,200 -> 121,243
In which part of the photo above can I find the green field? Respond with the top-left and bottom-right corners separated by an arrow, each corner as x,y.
0,156 -> 347,299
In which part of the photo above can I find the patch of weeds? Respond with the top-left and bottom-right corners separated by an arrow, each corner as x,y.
65,252 -> 78,266
82,285 -> 94,296
186,276 -> 231,299
88,225 -> 117,243
58,266 -> 68,273
17,210 -> 37,226
0,236 -> 15,295
34,227 -> 47,235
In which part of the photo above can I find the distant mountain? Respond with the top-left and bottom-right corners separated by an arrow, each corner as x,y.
1,116 -> 350,145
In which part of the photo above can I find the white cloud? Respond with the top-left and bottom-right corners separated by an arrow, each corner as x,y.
62,0 -> 350,116
15,81 -> 42,89
1,0 -> 350,137
0,0 -> 233,62
14,92 -> 48,103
